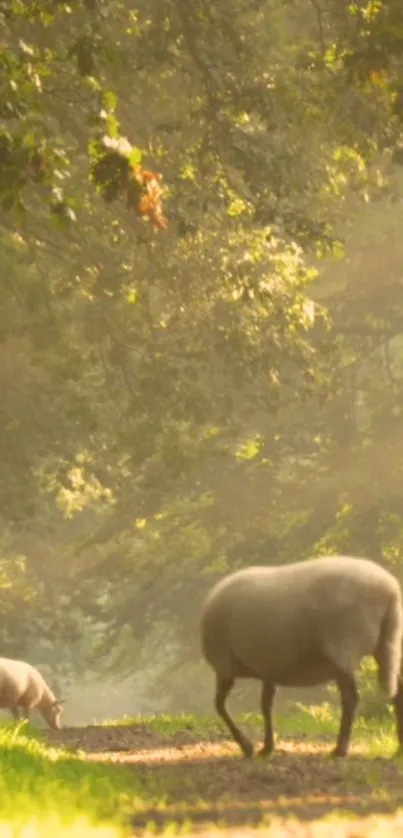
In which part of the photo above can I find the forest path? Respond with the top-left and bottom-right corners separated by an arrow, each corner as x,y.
44,724 -> 403,836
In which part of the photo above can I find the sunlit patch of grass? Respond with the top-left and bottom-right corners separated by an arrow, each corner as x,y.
102,705 -> 339,742
0,723 -> 138,837
0,818 -> 120,838
101,712 -> 225,737
101,702 -> 403,757
268,701 -> 402,757
275,701 -> 339,739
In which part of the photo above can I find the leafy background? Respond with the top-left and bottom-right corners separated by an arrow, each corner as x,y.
2,0 -> 403,722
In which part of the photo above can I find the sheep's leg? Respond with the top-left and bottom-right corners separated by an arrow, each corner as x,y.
332,670 -> 358,758
374,649 -> 403,754
215,674 -> 254,758
392,677 -> 403,753
11,707 -> 20,721
258,680 -> 276,756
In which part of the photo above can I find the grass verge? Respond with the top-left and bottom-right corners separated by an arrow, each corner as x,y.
103,700 -> 402,757
0,723 -> 135,838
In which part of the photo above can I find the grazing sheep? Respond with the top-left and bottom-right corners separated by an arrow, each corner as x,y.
0,657 -> 65,729
201,555 -> 403,758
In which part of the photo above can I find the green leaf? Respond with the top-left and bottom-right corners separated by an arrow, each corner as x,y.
128,147 -> 142,167
104,90 -> 117,111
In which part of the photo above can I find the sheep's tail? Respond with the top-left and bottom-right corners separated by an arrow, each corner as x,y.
377,591 -> 403,699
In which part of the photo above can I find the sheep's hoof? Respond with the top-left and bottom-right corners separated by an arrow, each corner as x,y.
257,745 -> 274,758
241,740 -> 254,759
330,746 -> 347,759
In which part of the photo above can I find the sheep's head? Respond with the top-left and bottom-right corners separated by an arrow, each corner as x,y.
43,698 -> 65,730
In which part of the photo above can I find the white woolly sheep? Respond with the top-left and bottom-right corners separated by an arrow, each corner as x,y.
201,555 -> 403,758
0,657 -> 65,729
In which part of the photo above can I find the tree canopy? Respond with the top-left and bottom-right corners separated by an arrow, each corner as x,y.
2,0 -> 403,711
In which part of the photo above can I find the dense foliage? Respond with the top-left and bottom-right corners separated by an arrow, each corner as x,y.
2,0 -> 403,710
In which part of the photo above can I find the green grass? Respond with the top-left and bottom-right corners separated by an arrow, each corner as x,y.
280,701 -> 403,758
0,723 -> 136,838
0,704 -> 402,837
101,711 -> 226,736
103,701 -> 401,758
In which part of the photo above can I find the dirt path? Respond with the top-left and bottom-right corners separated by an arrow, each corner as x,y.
44,726 -> 403,835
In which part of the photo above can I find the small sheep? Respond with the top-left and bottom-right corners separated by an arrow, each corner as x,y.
201,555 -> 403,758
0,657 -> 65,729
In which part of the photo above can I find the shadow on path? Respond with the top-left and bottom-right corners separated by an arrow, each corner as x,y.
45,726 -> 403,834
